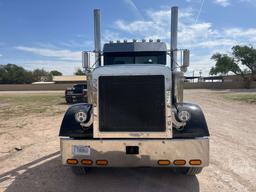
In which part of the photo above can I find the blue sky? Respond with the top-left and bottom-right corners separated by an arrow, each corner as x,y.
0,0 -> 256,76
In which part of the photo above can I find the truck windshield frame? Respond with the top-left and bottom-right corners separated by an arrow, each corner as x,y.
103,51 -> 166,65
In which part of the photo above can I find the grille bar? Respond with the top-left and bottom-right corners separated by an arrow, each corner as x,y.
99,75 -> 166,132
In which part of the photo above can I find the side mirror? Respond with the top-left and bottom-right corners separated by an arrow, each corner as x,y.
181,49 -> 190,72
82,51 -> 90,69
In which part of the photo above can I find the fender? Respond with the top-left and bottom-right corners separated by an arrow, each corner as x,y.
59,103 -> 93,138
172,103 -> 210,138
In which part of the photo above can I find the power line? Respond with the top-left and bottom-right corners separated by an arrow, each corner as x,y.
195,0 -> 205,24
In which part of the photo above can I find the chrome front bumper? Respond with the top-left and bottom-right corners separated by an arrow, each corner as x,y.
60,138 -> 209,167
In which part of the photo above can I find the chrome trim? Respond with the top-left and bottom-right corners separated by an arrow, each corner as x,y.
171,111 -> 186,130
91,65 -> 172,139
80,113 -> 93,127
60,138 -> 209,167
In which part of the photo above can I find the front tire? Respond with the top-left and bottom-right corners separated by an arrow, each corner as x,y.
175,167 -> 203,175
71,166 -> 90,175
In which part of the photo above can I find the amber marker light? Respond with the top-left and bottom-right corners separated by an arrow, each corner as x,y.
173,159 -> 186,165
189,159 -> 202,165
67,159 -> 78,165
96,160 -> 108,166
81,159 -> 93,165
158,160 -> 171,165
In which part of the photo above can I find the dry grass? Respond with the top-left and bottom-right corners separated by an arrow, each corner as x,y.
0,93 -> 67,119
224,93 -> 256,103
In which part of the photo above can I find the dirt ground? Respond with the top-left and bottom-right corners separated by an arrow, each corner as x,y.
0,90 -> 255,192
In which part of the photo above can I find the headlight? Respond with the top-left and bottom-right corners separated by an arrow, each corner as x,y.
75,111 -> 87,123
178,110 -> 190,122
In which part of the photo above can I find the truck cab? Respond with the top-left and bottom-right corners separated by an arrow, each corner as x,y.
59,8 -> 209,176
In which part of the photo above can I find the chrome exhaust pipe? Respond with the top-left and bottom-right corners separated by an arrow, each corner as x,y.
94,9 -> 101,67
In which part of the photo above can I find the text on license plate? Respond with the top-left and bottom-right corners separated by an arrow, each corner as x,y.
72,145 -> 90,156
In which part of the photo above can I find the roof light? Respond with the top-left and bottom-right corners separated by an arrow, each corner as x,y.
157,39 -> 161,42
142,39 -> 146,42
149,39 -> 153,42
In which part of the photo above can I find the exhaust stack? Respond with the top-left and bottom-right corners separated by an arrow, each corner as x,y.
94,9 -> 101,67
171,6 -> 178,71
171,6 -> 183,103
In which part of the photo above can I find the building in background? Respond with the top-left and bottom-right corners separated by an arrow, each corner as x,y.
53,76 -> 87,84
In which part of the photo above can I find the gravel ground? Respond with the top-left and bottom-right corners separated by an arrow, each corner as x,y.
0,89 -> 255,192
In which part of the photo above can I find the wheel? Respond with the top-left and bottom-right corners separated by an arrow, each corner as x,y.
71,166 -> 90,175
175,167 -> 203,175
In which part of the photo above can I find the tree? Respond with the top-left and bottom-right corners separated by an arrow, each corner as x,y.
210,45 -> 256,85
74,68 -> 85,75
0,64 -> 65,84
0,64 -> 33,84
32,69 -> 52,82
210,54 -> 241,75
50,70 -> 62,76
232,45 -> 256,76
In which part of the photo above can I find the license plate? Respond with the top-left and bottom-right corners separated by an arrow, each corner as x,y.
72,145 -> 90,156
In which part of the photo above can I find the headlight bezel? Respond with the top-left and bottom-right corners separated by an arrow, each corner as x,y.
177,110 -> 191,122
74,111 -> 87,123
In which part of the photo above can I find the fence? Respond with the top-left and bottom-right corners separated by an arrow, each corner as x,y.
184,82 -> 256,89
0,84 -> 74,91
0,82 -> 256,91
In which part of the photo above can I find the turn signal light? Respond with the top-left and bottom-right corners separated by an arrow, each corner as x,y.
158,160 -> 171,165
67,159 -> 78,165
81,159 -> 93,165
173,159 -> 186,165
189,159 -> 202,165
96,160 -> 108,166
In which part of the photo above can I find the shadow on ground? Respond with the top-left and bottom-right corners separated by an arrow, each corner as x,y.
1,152 -> 199,192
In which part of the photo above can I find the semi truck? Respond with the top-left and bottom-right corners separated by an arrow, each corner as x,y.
59,7 -> 209,176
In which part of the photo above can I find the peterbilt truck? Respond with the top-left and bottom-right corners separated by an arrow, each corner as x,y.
59,7 -> 209,176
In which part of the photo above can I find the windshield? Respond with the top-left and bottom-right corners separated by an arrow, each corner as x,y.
104,52 -> 166,65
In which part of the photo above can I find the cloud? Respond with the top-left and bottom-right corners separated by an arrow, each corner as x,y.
109,6 -> 256,75
15,46 -> 81,61
224,28 -> 256,42
13,46 -> 83,74
190,39 -> 237,48
2,58 -> 81,75
213,0 -> 230,7
12,6 -> 256,76
0,54 -> 2,57
21,60 -> 81,75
